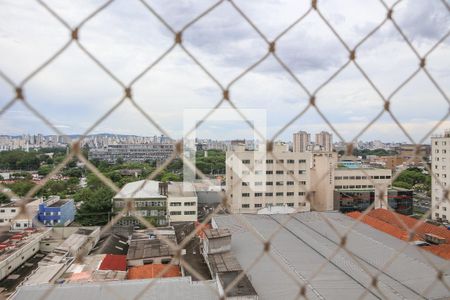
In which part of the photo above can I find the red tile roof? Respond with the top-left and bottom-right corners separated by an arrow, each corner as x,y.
346,209 -> 450,260
347,211 -> 413,241
99,254 -> 127,271
367,209 -> 450,242
127,264 -> 181,280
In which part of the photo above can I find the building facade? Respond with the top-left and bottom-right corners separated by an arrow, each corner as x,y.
226,144 -> 314,213
113,180 -> 198,226
315,131 -> 333,152
88,143 -> 175,163
37,197 -> 76,226
293,131 -> 310,152
0,198 -> 42,230
431,132 -> 450,222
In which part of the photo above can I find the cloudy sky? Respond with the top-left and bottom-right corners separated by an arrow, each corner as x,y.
0,0 -> 449,143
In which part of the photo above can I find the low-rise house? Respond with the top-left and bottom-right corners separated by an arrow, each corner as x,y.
0,198 -> 43,230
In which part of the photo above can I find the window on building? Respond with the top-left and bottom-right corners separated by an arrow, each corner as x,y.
255,182 -> 263,186
242,159 -> 250,164
255,170 -> 263,175
298,192 -> 305,196
184,202 -> 196,206
265,193 -> 273,197
276,181 -> 284,186
287,181 -> 294,185
170,211 -> 182,215
11,209 -> 16,213
276,170 -> 284,174
242,182 -> 249,186
287,159 -> 295,164
299,181 -> 306,185
266,159 -> 273,164
287,192 -> 294,196
170,202 -> 182,206
255,193 -> 263,197
184,211 -> 196,215
299,160 -> 306,163
276,159 -> 284,163
276,192 -> 284,196
266,170 -> 273,174
242,204 -> 250,208
255,159 -> 263,164
266,181 -> 273,186
255,204 -> 262,208
298,170 -> 305,174
242,193 -> 250,197
276,203 -> 284,206
287,170 -> 294,174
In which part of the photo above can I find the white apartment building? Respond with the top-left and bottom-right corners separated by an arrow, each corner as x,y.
293,131 -> 310,152
0,198 -> 43,230
315,131 -> 333,152
226,143 -> 335,213
167,182 -> 198,223
431,132 -> 450,222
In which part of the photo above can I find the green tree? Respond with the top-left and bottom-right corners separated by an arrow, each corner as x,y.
76,187 -> 114,226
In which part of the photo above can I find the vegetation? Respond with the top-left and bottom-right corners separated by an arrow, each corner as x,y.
393,167 -> 431,193
195,150 -> 226,175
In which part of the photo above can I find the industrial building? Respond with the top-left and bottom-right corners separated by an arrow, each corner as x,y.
213,212 -> 450,299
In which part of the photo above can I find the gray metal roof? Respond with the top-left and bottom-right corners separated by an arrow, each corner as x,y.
113,180 -> 165,200
12,277 -> 219,300
213,212 -> 450,300
208,252 -> 242,274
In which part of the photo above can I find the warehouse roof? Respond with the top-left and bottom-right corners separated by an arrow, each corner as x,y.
12,277 -> 219,300
208,252 -> 242,274
213,211 -> 450,300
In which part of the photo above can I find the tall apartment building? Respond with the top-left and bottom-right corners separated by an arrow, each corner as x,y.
431,132 -> 450,222
226,143 -> 338,213
315,131 -> 333,152
293,131 -> 310,152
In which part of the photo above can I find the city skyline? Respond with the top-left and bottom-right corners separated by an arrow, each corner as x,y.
1,1 -> 449,142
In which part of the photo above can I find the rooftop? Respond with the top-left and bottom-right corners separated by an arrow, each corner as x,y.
90,233 -> 129,255
208,252 -> 241,274
347,209 -> 450,260
113,180 -> 165,200
12,277 -> 219,300
47,199 -> 70,208
213,211 -> 450,299
217,271 -> 257,298
127,264 -> 181,279
204,228 -> 231,239
98,254 -> 127,272
127,239 -> 176,261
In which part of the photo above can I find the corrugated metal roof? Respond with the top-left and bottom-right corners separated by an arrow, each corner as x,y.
12,277 -> 219,300
213,212 -> 450,300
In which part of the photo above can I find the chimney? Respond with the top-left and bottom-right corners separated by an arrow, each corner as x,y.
159,182 -> 168,196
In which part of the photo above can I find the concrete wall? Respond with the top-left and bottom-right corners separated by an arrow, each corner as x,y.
167,196 -> 198,222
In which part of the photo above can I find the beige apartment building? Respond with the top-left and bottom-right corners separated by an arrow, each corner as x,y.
334,168 -> 392,208
226,144 -> 338,213
293,131 -> 310,152
431,132 -> 450,222
226,143 -> 393,214
315,131 -> 333,152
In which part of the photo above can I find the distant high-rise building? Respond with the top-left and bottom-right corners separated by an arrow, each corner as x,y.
431,130 -> 450,222
315,131 -> 333,152
293,131 -> 310,152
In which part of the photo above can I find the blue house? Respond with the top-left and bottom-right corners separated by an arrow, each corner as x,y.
38,197 -> 76,226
